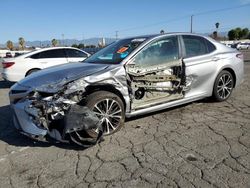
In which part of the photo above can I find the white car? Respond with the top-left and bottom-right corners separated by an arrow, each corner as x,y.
236,42 -> 250,50
1,47 -> 90,82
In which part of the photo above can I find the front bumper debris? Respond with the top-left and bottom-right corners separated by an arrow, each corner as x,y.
11,91 -> 103,147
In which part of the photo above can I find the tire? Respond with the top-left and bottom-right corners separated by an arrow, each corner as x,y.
26,69 -> 40,76
213,70 -> 234,102
85,91 -> 125,136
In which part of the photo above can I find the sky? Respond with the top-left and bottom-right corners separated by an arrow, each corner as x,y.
0,0 -> 250,43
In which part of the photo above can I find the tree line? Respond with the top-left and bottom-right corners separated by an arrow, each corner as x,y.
6,37 -> 25,50
71,44 -> 97,49
228,27 -> 250,40
5,27 -> 250,50
5,38 -> 98,51
209,22 -> 249,41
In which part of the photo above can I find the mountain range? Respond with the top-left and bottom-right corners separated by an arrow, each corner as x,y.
0,32 -> 228,48
0,38 -> 117,48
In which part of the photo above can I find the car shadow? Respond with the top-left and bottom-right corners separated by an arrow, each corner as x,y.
0,105 -> 90,151
0,80 -> 15,88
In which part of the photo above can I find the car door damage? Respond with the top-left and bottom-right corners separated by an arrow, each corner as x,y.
126,59 -> 192,110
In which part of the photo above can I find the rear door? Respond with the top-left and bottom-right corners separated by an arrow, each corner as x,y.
65,49 -> 89,63
181,35 -> 217,98
31,49 -> 68,68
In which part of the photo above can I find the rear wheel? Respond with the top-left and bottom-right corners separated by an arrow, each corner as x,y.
85,91 -> 125,136
213,70 -> 234,102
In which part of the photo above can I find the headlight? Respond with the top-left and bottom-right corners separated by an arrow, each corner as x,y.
35,79 -> 68,93
35,84 -> 64,93
64,79 -> 87,94
34,78 -> 88,94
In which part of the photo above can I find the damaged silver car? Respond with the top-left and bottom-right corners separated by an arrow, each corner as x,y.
9,33 -> 244,146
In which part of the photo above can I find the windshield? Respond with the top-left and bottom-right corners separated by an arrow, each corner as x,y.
85,37 -> 148,64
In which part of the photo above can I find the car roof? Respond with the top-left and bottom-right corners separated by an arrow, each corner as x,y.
19,47 -> 88,58
122,32 -> 210,41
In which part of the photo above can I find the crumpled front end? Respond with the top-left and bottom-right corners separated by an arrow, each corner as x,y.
9,65 -> 129,146
10,82 -> 103,147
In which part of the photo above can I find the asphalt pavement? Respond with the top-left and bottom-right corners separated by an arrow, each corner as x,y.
0,57 -> 249,187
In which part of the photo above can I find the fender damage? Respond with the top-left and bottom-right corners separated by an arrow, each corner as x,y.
10,65 -> 129,146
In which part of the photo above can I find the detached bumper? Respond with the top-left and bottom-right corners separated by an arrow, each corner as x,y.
10,97 -> 103,146
11,101 -> 47,138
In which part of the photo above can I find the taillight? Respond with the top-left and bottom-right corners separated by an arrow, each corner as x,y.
236,53 -> 244,60
2,62 -> 15,68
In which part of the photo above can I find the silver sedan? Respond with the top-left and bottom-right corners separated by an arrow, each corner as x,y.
9,33 -> 244,146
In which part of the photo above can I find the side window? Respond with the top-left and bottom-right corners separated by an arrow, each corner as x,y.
134,36 -> 179,67
39,49 -> 66,59
206,39 -> 216,53
183,35 -> 208,58
65,49 -> 88,58
30,53 -> 40,59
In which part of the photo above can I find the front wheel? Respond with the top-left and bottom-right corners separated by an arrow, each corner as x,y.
213,70 -> 234,102
85,91 -> 125,136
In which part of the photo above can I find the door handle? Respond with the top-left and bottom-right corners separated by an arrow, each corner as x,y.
212,57 -> 220,61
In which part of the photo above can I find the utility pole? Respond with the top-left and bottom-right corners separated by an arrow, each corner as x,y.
190,15 -> 193,33
115,31 -> 118,40
62,34 -> 64,46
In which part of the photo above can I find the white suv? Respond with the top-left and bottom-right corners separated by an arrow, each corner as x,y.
236,42 -> 250,50
1,47 -> 90,82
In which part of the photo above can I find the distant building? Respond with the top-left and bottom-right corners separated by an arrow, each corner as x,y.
98,38 -> 106,47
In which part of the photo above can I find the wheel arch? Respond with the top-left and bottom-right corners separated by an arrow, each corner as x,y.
84,84 -> 127,111
25,68 -> 41,77
221,67 -> 236,88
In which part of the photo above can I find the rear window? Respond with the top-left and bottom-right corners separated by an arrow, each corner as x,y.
65,49 -> 88,58
206,40 -> 216,53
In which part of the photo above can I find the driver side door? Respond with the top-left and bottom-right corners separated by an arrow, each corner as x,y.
126,35 -> 185,110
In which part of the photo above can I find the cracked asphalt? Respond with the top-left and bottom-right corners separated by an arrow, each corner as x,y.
0,62 -> 250,188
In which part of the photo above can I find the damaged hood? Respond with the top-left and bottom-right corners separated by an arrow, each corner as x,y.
18,62 -> 109,89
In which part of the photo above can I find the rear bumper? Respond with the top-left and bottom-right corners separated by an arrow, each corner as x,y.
2,72 -> 21,82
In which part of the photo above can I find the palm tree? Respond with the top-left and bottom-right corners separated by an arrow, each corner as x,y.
6,40 -> 14,50
18,37 -> 25,50
215,22 -> 220,33
51,39 -> 58,47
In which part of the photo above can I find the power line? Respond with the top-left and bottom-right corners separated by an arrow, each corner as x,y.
193,3 -> 250,16
114,3 -> 250,35
73,3 -> 250,40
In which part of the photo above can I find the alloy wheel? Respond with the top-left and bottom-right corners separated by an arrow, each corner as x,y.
216,73 -> 233,100
92,98 -> 122,135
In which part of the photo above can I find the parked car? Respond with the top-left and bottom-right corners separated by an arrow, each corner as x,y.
2,47 -> 90,82
82,47 -> 101,55
230,43 -> 239,49
236,42 -> 250,50
5,52 -> 12,58
9,33 -> 244,146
